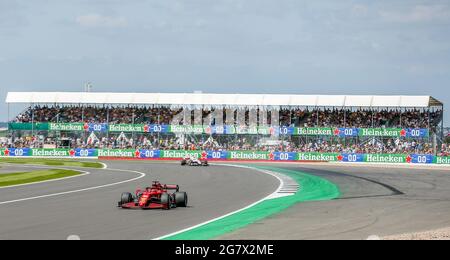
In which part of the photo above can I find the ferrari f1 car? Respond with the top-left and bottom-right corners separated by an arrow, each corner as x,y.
118,181 -> 188,210
181,156 -> 209,166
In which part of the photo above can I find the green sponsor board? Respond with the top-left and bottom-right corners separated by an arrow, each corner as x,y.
109,124 -> 145,132
161,150 -> 203,159
364,154 -> 406,163
0,149 -> 5,156
297,153 -> 339,161
8,123 -> 49,131
294,128 -> 333,136
97,149 -> 136,157
169,125 -> 205,134
359,128 -> 403,137
435,157 -> 450,165
31,149 -> 71,157
227,151 -> 270,160
256,127 -> 272,135
229,126 -> 272,135
48,123 -> 85,131
236,126 -> 270,135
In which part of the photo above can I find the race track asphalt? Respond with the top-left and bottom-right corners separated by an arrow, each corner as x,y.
219,163 -> 450,240
2,161 -> 450,240
0,161 -> 279,240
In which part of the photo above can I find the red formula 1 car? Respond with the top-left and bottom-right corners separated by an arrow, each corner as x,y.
118,181 -> 188,210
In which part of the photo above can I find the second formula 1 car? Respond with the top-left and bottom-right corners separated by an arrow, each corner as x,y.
118,181 -> 188,210
181,156 -> 209,166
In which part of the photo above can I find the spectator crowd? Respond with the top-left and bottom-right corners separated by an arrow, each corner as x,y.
284,108 -> 442,129
14,105 -> 443,130
6,105 -> 447,157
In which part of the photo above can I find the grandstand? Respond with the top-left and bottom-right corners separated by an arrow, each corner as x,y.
3,92 -> 447,156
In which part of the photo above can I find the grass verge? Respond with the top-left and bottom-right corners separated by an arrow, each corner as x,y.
0,158 -> 103,168
0,169 -> 82,187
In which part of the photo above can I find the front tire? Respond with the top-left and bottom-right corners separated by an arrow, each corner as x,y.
120,192 -> 133,205
160,193 -> 171,210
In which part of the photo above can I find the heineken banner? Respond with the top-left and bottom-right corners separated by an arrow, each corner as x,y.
97,149 -> 137,157
435,156 -> 450,165
337,153 -> 365,162
8,123 -> 110,132
1,148 -> 32,157
108,124 -> 170,133
295,128 -> 335,136
297,152 -> 340,162
48,123 -> 85,132
357,128 -> 429,138
341,153 -> 434,164
31,148 -> 72,157
49,123 -> 108,132
0,147 -> 449,164
7,123 -> 430,138
331,128 -> 429,138
273,152 -> 297,161
169,125 -> 206,134
74,149 -> 98,157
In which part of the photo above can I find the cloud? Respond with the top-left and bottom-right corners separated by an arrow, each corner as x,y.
352,4 -> 369,17
380,5 -> 450,23
76,14 -> 127,28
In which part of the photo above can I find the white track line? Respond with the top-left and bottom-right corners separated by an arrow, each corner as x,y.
152,164 -> 296,240
99,162 -> 108,169
0,164 -> 91,190
0,166 -> 146,206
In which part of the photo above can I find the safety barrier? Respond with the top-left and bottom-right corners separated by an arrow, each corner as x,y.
1,148 -> 449,165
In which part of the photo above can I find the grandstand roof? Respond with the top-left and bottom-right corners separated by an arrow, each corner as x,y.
5,92 -> 443,108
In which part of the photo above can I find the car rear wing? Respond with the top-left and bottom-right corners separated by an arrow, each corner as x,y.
164,184 -> 180,192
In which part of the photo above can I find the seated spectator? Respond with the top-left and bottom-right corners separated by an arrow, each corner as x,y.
14,105 -> 443,130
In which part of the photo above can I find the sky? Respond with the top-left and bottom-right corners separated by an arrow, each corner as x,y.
0,0 -> 449,125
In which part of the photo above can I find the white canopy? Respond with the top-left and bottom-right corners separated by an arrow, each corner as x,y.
5,92 -> 443,108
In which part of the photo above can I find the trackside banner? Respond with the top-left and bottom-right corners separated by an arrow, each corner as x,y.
435,156 -> 450,165
7,123 -> 429,138
0,148 -> 448,165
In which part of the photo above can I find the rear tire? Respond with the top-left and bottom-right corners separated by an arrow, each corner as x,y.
120,192 -> 133,205
160,193 -> 171,210
175,192 -> 188,207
